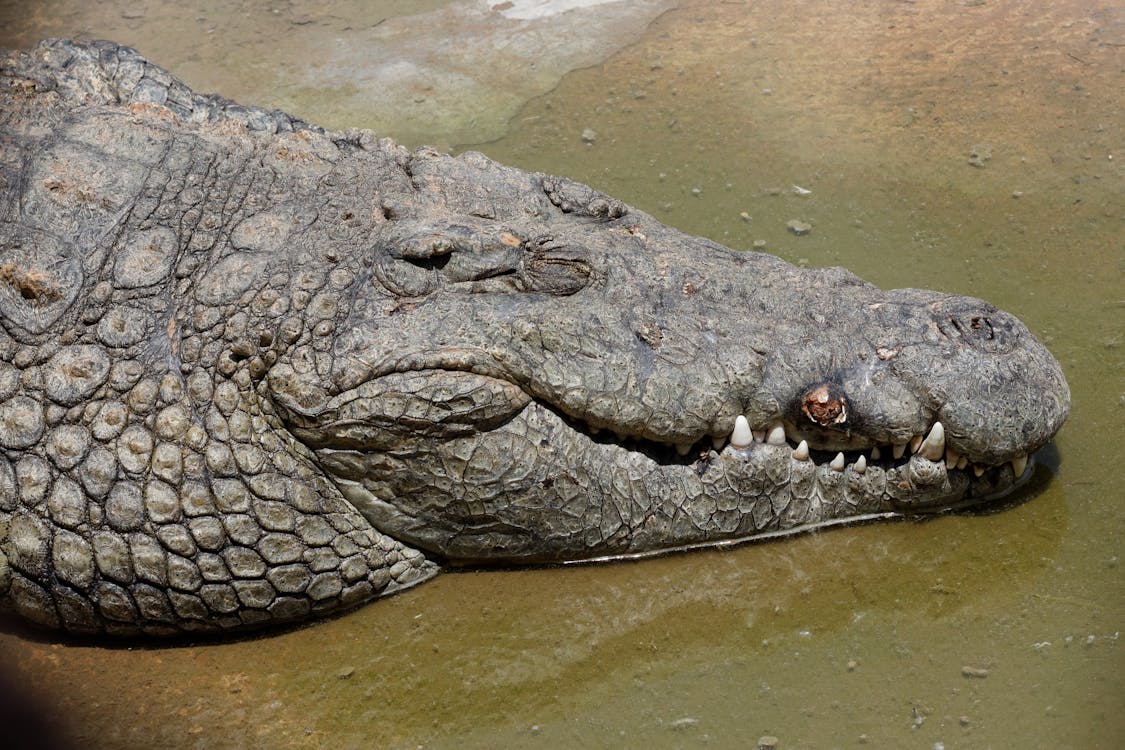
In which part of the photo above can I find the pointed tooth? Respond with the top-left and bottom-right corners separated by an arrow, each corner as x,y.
711,435 -> 726,450
752,430 -> 765,443
830,452 -> 845,471
870,445 -> 881,460
1011,454 -> 1028,478
766,422 -> 787,446
910,434 -> 924,454
972,464 -> 986,478
792,440 -> 810,461
956,455 -> 968,470
675,442 -> 692,456
892,442 -> 906,459
854,455 -> 867,474
945,446 -> 960,467
919,422 -> 945,461
730,415 -> 753,448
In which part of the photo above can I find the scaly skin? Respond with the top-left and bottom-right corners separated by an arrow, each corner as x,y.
0,41 -> 1068,636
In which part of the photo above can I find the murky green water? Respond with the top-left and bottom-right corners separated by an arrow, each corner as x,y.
1,1 -> 1122,748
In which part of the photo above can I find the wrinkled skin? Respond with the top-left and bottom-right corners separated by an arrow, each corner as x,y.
0,41 -> 1068,635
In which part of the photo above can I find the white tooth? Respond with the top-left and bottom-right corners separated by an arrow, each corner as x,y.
892,442 -> 906,459
711,435 -> 726,450
919,422 -> 945,461
792,440 -> 810,461
766,422 -> 787,446
973,464 -> 986,477
752,430 -> 765,443
910,434 -> 924,454
830,452 -> 845,471
945,447 -> 960,468
730,415 -> 752,448
1011,454 -> 1028,478
956,455 -> 968,470
676,442 -> 692,456
854,455 -> 867,474
870,445 -> 881,460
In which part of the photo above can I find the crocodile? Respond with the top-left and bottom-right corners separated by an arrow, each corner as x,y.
0,40 -> 1069,636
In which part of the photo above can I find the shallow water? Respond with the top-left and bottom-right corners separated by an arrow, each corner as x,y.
1,1 -> 1122,748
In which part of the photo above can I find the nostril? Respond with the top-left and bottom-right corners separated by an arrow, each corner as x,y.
935,307 -> 1019,354
953,315 -> 993,338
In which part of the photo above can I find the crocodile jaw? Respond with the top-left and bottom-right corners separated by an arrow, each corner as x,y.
311,398 -> 1033,563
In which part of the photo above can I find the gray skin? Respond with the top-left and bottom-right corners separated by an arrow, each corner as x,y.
0,40 -> 1069,636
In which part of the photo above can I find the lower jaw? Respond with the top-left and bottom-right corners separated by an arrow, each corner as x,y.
576,448 -> 1039,565
320,404 -> 1033,564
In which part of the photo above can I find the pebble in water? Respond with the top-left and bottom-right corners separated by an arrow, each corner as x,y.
786,219 -> 811,236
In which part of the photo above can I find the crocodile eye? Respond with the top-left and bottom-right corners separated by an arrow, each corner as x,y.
373,224 -> 592,298
374,247 -> 451,297
520,241 -> 592,295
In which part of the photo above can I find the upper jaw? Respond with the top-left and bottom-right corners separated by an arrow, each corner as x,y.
616,411 -> 1032,482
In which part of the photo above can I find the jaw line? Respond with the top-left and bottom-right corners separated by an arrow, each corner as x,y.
508,401 -> 1028,502
324,357 -> 1038,505
561,457 -> 1038,566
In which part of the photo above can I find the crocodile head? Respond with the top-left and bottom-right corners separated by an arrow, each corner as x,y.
268,149 -> 1070,563
0,39 -> 1071,636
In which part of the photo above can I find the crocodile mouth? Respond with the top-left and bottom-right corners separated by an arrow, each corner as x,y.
551,406 -> 1034,506
287,366 -> 1047,563
314,345 -> 1041,492
285,362 -> 1037,511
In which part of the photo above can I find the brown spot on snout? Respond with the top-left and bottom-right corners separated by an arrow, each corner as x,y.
801,384 -> 847,426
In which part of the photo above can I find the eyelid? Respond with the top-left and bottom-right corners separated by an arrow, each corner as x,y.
443,246 -> 521,282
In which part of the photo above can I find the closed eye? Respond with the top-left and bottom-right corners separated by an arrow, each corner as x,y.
402,254 -> 451,272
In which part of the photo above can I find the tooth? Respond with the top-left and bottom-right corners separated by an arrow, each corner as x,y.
870,445 -> 881,460
730,415 -> 753,448
945,447 -> 960,470
854,455 -> 867,474
792,440 -> 810,461
973,464 -> 986,477
830,452 -> 845,471
752,430 -> 765,443
676,442 -> 692,456
919,422 -> 945,461
892,442 -> 906,459
910,434 -> 924,454
711,435 -> 726,450
956,455 -> 968,470
1011,454 -> 1028,478
766,422 -> 787,446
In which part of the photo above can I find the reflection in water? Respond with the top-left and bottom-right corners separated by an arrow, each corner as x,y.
0,0 -> 1121,748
